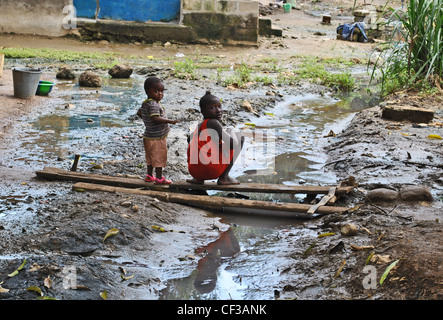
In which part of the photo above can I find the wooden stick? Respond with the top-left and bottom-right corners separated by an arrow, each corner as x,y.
72,182 -> 350,215
37,167 -> 355,195
70,155 -> 81,172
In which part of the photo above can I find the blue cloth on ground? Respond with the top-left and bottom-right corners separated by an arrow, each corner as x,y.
337,22 -> 368,42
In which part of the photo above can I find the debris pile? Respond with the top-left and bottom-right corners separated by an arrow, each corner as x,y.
337,5 -> 402,42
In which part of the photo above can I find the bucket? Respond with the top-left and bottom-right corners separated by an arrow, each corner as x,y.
36,80 -> 55,96
283,3 -> 291,13
12,67 -> 42,99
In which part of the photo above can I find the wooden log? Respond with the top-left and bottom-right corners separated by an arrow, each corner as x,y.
36,167 -> 355,195
72,182 -> 351,215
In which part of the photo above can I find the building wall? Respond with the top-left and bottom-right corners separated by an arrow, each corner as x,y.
0,0 -> 72,37
180,0 -> 259,45
0,0 -> 259,45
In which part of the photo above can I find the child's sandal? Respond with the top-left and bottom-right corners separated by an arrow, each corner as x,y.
144,174 -> 156,182
154,177 -> 172,185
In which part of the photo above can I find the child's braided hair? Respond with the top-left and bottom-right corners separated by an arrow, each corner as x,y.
199,90 -> 220,111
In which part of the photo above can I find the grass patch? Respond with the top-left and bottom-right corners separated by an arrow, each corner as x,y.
1,47 -> 123,70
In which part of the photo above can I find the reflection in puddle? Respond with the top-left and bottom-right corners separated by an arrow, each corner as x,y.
160,226 -> 271,300
159,213 -> 312,300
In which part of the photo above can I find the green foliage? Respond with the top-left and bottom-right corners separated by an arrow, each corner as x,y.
173,58 -> 198,80
2,47 -> 118,61
295,58 -> 355,91
371,0 -> 443,96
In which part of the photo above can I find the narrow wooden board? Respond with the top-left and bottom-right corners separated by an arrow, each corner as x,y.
36,167 -> 354,195
72,182 -> 351,215
308,187 -> 336,214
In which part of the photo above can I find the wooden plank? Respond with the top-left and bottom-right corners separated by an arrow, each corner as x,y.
36,167 -> 167,190
170,181 -> 353,195
308,187 -> 336,214
72,182 -> 351,215
36,167 -> 354,195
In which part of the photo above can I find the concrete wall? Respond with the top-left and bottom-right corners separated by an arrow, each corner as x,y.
180,0 -> 259,45
0,0 -> 260,45
0,0 -> 73,37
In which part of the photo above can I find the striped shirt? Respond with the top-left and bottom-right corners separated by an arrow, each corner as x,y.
140,98 -> 170,139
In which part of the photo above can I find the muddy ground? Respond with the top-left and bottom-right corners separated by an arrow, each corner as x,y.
0,0 -> 442,304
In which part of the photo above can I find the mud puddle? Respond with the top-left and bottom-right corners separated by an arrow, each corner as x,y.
158,90 -> 379,300
0,68 -> 379,300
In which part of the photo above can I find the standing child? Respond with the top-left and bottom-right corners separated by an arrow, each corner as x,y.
138,76 -> 179,184
187,90 -> 244,185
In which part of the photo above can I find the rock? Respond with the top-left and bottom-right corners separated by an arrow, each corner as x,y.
366,188 -> 399,202
79,71 -> 102,87
56,66 -> 75,80
108,65 -> 133,78
400,185 -> 433,202
340,223 -> 358,236
242,100 -> 254,113
382,105 -> 434,123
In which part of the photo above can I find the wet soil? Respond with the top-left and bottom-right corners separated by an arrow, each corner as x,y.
0,0 -> 442,303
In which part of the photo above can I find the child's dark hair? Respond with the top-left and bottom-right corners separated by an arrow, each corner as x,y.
144,76 -> 162,92
199,90 -> 220,111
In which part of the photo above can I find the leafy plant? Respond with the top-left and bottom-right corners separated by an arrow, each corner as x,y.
371,0 -> 443,96
173,58 -> 198,80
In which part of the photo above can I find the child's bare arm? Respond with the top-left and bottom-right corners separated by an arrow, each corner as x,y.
151,115 -> 180,124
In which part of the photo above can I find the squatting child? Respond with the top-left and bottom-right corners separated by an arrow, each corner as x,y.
187,90 -> 244,185
138,76 -> 179,184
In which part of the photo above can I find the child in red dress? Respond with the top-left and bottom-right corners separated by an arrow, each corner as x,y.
187,91 -> 244,185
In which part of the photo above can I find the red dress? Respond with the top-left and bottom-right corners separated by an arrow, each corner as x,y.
187,119 -> 234,181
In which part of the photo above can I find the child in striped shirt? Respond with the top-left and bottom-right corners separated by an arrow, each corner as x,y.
138,77 -> 180,184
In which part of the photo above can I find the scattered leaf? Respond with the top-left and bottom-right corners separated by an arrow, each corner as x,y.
103,228 -> 119,243
8,270 -> 18,278
74,188 -> 85,192
100,290 -> 108,300
73,285 -> 91,291
318,232 -> 335,238
121,274 -> 135,281
8,258 -> 27,277
27,286 -> 43,296
347,204 -> 364,213
350,244 -> 375,251
365,252 -> 375,265
0,285 -> 10,293
427,134 -> 442,140
44,276 -> 52,289
151,225 -> 166,232
302,241 -> 318,258
37,296 -> 58,300
334,259 -> 346,278
244,123 -> 256,127
380,259 -> 400,285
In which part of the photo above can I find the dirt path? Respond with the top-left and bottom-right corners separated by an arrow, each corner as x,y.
0,0 -> 442,303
